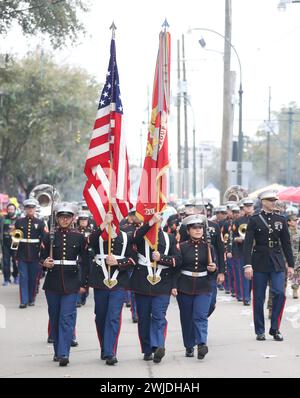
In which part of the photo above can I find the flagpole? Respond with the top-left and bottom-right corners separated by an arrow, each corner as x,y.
152,176 -> 161,281
107,21 -> 117,286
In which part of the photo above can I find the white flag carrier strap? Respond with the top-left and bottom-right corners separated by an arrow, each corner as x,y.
143,231 -> 170,285
97,231 -> 127,288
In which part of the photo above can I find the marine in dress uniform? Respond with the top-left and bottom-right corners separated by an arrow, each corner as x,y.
1,203 -> 19,285
14,199 -> 46,308
174,214 -> 217,360
48,210 -> 92,348
244,190 -> 295,341
222,205 -> 240,298
41,202 -> 88,366
119,207 -> 140,323
231,198 -> 254,305
287,215 -> 300,299
76,210 -> 94,307
88,212 -> 137,366
130,213 -> 181,363
177,202 -> 225,316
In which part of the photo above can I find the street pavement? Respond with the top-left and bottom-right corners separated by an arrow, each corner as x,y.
0,274 -> 300,379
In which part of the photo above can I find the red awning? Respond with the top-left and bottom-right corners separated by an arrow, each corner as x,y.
278,187 -> 300,202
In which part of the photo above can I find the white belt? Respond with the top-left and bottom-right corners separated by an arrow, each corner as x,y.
95,254 -> 125,265
20,239 -> 40,243
138,254 -> 169,270
53,260 -> 77,265
181,270 -> 208,277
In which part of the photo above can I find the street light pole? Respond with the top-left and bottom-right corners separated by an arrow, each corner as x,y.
182,34 -> 189,199
287,108 -> 294,186
189,23 -> 243,186
176,93 -> 196,199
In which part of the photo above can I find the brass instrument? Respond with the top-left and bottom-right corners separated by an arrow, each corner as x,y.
10,229 -> 24,250
223,185 -> 248,204
238,223 -> 247,239
223,233 -> 229,243
29,184 -> 60,219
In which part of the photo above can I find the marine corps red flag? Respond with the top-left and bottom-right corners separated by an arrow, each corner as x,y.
136,21 -> 171,248
83,24 -> 132,241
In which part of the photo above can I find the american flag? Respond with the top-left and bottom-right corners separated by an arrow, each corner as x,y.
83,36 -> 132,239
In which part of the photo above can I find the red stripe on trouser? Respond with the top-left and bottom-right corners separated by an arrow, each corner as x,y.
277,296 -> 286,329
252,278 -> 255,324
113,307 -> 123,355
48,319 -> 51,336
232,262 -> 238,296
19,283 -> 22,304
163,320 -> 168,341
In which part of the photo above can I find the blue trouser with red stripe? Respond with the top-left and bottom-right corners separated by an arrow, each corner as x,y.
238,257 -> 251,302
177,292 -> 212,349
232,257 -> 243,300
45,291 -> 77,359
135,294 -> 170,354
94,288 -> 126,358
18,261 -> 40,305
253,271 -> 286,335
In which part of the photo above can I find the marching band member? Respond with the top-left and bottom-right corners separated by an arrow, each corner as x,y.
232,198 -> 254,306
15,198 -> 46,308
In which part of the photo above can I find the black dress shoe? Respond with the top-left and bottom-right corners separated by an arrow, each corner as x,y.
256,334 -> 266,341
47,337 -> 54,344
28,302 -> 35,306
132,318 -> 138,323
231,293 -> 236,297
197,344 -> 208,359
106,356 -> 118,365
71,339 -> 79,347
76,303 -> 82,308
143,353 -> 153,361
269,329 -> 283,341
59,357 -> 69,366
101,352 -> 107,360
185,348 -> 194,358
153,347 -> 165,363
243,300 -> 250,306
19,304 -> 27,309
53,356 -> 59,362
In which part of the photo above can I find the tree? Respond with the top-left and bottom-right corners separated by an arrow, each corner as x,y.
0,51 -> 100,199
0,0 -> 88,48
243,103 -> 300,188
